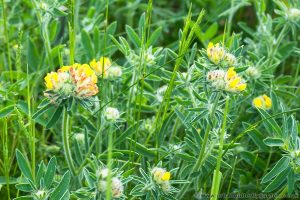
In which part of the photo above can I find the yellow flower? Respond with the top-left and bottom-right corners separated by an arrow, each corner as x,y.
252,97 -> 263,109
225,67 -> 246,92
44,72 -> 59,90
161,172 -> 171,181
44,63 -> 98,99
207,42 -> 225,64
90,57 -> 112,77
151,167 -> 171,184
252,94 -> 272,110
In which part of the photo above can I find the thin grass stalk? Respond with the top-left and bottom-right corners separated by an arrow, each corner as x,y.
68,0 -> 75,64
147,10 -> 205,146
1,0 -> 13,81
210,96 -> 230,200
144,8 -> 193,145
2,118 -> 10,200
62,108 -> 76,175
225,156 -> 237,200
30,0 -> 54,70
177,92 -> 221,199
106,124 -> 113,200
132,0 -> 153,165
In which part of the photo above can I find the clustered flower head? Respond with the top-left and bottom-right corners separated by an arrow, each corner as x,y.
97,168 -> 124,199
207,42 -> 237,66
252,94 -> 272,110
104,107 -> 120,121
246,66 -> 261,79
90,57 -> 112,77
207,67 -> 247,93
287,8 -> 300,20
156,85 -> 168,102
90,57 -> 122,79
151,167 -> 171,193
44,63 -> 98,99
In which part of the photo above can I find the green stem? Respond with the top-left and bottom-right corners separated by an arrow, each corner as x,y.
62,108 -> 76,175
3,118 -> 11,200
210,96 -> 230,200
68,0 -> 75,64
177,92 -> 221,199
106,124 -> 113,200
1,0 -> 12,81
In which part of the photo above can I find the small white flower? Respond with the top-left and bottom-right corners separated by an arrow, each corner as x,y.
108,66 -> 122,78
96,168 -> 110,179
161,181 -> 171,193
288,8 -> 300,20
156,85 -> 168,102
246,66 -> 260,79
224,53 -> 237,66
34,190 -> 46,199
104,107 -> 120,121
74,133 -> 85,143
112,177 -> 124,198
97,180 -> 107,192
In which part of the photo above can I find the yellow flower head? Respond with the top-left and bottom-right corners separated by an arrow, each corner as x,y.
225,67 -> 246,92
90,57 -> 112,77
252,94 -> 272,110
151,167 -> 171,184
44,63 -> 99,99
44,72 -> 59,90
207,42 -> 225,64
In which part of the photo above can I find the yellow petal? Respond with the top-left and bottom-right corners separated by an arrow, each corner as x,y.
161,172 -> 171,181
253,97 -> 263,108
237,83 -> 246,91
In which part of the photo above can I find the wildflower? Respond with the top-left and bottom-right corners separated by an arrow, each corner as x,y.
74,133 -> 85,143
90,57 -> 112,77
96,168 -> 110,179
246,66 -> 261,79
151,167 -> 171,184
207,67 -> 246,93
111,177 -> 124,198
97,180 -> 107,192
107,66 -> 122,78
224,53 -> 237,66
104,107 -> 120,121
288,8 -> 300,20
161,181 -> 171,193
156,85 -> 168,102
34,190 -> 46,199
252,94 -> 272,110
145,47 -> 156,65
207,42 -> 226,65
225,67 -> 247,92
44,63 -> 98,99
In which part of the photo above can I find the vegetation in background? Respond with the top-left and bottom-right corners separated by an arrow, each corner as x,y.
1,0 -> 300,199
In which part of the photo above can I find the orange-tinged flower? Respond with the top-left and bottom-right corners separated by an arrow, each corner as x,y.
252,94 -> 272,110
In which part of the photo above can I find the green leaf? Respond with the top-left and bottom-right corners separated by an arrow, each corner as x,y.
16,150 -> 33,182
257,109 -> 281,136
15,183 -> 34,192
263,137 -> 285,147
46,106 -> 63,129
203,22 -> 218,40
32,102 -> 52,119
14,196 -> 34,200
115,121 -> 142,145
0,105 -> 14,118
81,30 -> 94,60
263,167 -> 291,192
50,171 -> 70,200
146,27 -> 162,47
125,25 -> 141,48
44,157 -> 57,189
127,138 -> 156,158
262,157 -> 290,184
